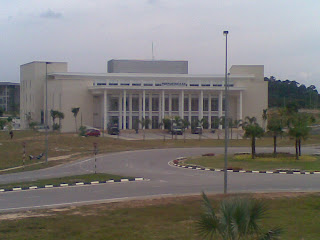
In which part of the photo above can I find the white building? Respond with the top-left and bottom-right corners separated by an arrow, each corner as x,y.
20,60 -> 268,132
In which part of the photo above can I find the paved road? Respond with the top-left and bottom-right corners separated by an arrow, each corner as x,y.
1,146 -> 320,212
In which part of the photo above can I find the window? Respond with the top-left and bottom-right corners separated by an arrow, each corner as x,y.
211,98 -> 218,111
172,95 -> 179,111
203,98 -> 209,111
191,97 -> 198,111
165,96 -> 169,111
190,84 -> 199,86
152,95 -> 159,111
184,98 -> 189,111
109,83 -> 118,86
132,83 -> 141,86
110,97 -> 119,111
132,95 -> 139,111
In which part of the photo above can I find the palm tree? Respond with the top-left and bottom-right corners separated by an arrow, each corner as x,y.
267,117 -> 284,158
50,110 -> 59,125
262,109 -> 268,130
71,107 -> 80,133
56,111 -> 65,131
181,119 -> 190,143
233,119 -> 242,139
288,113 -> 311,160
139,117 -> 150,140
243,116 -> 264,159
197,192 -> 282,240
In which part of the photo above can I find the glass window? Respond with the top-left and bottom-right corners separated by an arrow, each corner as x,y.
165,96 -> 169,111
132,95 -> 139,111
184,98 -> 189,111
203,98 -> 209,111
152,95 -> 159,111
191,97 -> 198,111
172,95 -> 179,111
145,96 -> 149,111
110,97 -> 118,111
211,98 -> 218,111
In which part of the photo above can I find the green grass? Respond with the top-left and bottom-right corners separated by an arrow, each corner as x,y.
0,193 -> 319,239
1,130 -> 320,172
0,173 -> 131,190
185,153 -> 320,171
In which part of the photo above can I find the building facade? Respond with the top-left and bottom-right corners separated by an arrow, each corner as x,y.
0,82 -> 20,113
20,60 -> 268,132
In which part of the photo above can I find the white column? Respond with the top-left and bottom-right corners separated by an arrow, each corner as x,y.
161,90 -> 165,129
129,93 -> 132,129
139,93 -> 142,129
123,90 -> 126,130
149,93 -> 152,129
208,93 -> 212,129
179,90 -> 184,119
119,93 -> 123,129
143,90 -> 146,129
169,93 -> 172,116
199,90 -> 203,120
218,91 -> 223,129
188,93 -> 192,123
158,93 -> 161,129
103,90 -> 107,131
239,91 -> 243,122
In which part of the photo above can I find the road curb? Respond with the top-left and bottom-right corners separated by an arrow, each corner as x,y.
0,177 -> 145,193
170,159 -> 320,175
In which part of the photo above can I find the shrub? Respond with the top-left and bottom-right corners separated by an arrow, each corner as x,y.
79,126 -> 87,136
202,153 -> 215,157
52,123 -> 60,131
29,121 -> 38,130
173,159 -> 179,164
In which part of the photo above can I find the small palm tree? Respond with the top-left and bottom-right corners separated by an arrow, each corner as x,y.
50,110 -> 59,125
197,192 -> 282,240
262,109 -> 268,130
139,117 -> 150,140
56,111 -> 65,131
288,113 -> 311,160
71,107 -> 80,133
181,119 -> 190,143
267,117 -> 284,158
243,116 -> 264,159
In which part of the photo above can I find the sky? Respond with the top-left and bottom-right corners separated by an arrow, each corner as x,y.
1,0 -> 320,89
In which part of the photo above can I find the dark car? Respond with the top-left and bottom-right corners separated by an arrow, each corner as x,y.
191,126 -> 203,134
108,126 -> 120,135
85,129 -> 101,137
170,127 -> 183,135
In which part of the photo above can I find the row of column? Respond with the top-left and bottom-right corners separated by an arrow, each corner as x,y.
103,90 -> 242,130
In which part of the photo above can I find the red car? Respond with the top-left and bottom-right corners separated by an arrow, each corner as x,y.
85,129 -> 101,137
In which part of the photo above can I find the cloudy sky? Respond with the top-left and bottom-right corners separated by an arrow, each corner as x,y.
1,0 -> 319,89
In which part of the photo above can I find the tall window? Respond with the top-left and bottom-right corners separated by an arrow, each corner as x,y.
152,95 -> 159,111
172,95 -> 179,111
132,95 -> 139,111
211,98 -> 218,111
184,97 -> 189,111
191,97 -> 198,111
203,98 -> 209,111
110,97 -> 118,111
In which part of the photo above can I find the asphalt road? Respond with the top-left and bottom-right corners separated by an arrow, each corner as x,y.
1,146 -> 320,212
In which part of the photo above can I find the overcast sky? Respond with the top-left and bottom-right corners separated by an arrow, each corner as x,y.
1,0 -> 319,89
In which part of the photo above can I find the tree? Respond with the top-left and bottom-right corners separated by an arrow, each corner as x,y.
288,113 -> 311,160
181,119 -> 190,143
197,192 -> 282,240
139,117 -> 150,140
50,109 -> 59,129
267,117 -> 284,158
71,107 -> 80,133
56,111 -> 65,131
262,109 -> 268,130
243,117 -> 264,159
0,107 -> 3,117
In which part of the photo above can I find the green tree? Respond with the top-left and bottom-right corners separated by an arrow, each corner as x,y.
71,107 -> 80,133
288,113 -> 311,160
56,111 -> 65,131
0,107 -> 3,117
139,117 -> 150,140
267,117 -> 284,158
262,109 -> 268,130
197,192 -> 282,240
181,118 -> 190,143
243,117 -> 264,159
0,119 -> 6,130
50,110 -> 59,129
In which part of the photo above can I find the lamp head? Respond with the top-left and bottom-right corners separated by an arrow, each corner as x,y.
223,31 -> 229,35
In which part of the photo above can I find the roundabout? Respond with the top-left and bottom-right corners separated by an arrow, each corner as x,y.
1,146 -> 320,212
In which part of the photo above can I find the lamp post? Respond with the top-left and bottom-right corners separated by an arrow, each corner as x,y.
223,30 -> 229,194
45,62 -> 51,164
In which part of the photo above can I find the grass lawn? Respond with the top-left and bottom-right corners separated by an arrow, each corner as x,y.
0,192 -> 319,239
0,173 -> 132,191
1,130 -> 320,172
184,153 -> 320,171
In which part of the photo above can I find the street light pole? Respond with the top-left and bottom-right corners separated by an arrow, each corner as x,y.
45,62 -> 50,164
223,30 -> 229,194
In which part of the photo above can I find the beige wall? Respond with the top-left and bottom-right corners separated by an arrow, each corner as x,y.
231,65 -> 268,125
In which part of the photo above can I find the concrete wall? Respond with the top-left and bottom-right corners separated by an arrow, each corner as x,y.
230,65 -> 268,125
20,62 -> 68,129
108,59 -> 188,74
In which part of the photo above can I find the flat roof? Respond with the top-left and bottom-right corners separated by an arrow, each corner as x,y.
0,82 -> 20,86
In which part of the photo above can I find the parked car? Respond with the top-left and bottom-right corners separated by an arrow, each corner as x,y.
108,126 -> 120,135
170,127 -> 183,135
191,126 -> 203,134
85,129 -> 101,137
